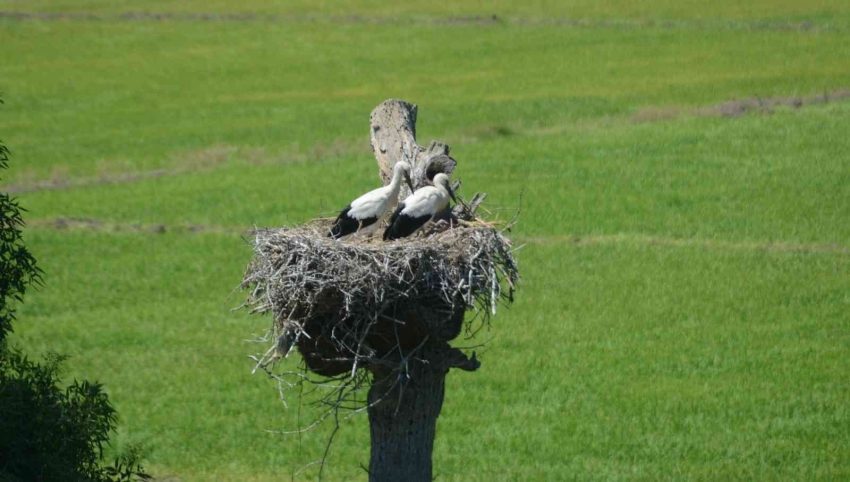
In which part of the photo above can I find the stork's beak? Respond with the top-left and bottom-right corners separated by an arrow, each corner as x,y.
405,175 -> 415,193
447,185 -> 458,205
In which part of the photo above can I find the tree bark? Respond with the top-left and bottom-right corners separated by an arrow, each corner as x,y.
367,360 -> 445,482
366,343 -> 480,482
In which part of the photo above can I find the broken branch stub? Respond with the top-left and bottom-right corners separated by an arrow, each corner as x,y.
370,100 -> 457,200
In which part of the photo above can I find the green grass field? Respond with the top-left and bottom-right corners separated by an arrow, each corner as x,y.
2,0 -> 849,480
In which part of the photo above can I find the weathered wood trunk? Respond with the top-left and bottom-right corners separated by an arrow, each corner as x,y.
367,361 -> 446,482
365,100 -> 477,482
370,99 -> 457,201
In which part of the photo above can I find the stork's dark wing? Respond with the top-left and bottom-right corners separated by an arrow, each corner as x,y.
328,205 -> 360,239
383,202 -> 430,241
382,203 -> 405,240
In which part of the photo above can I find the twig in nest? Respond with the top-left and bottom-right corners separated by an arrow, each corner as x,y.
502,188 -> 523,233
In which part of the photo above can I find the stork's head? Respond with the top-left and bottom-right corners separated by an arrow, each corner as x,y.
394,161 -> 414,191
433,173 -> 458,204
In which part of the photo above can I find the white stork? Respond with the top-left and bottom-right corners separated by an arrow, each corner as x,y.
383,173 -> 457,241
328,161 -> 413,239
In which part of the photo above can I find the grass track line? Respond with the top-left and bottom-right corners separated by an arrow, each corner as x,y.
27,216 -> 246,235
518,233 -> 850,255
4,169 -> 175,195
629,89 -> 850,122
3,141 -> 361,194
25,216 -> 850,255
0,10 -> 844,32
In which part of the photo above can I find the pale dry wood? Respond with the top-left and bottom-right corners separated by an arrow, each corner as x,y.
369,100 -> 457,200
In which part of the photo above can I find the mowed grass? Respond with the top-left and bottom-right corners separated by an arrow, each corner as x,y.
2,0 -> 850,480
14,230 -> 850,480
15,103 -> 850,244
4,0 -> 850,23
1,18 -> 850,184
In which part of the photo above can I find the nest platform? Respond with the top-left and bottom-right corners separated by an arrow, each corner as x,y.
241,219 -> 518,377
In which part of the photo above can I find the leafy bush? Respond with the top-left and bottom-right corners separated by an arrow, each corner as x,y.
0,132 -> 41,343
0,98 -> 149,481
0,352 -> 149,481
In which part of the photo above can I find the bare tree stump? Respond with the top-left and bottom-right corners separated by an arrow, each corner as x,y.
365,100 -> 472,482
367,355 -> 445,482
240,99 -> 517,482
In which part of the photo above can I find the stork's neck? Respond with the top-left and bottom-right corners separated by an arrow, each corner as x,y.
388,166 -> 405,191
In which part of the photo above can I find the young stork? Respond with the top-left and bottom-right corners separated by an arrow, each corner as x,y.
328,161 -> 413,239
383,173 -> 457,241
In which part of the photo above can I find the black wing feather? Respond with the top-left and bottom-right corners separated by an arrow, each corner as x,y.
328,205 -> 357,239
382,203 -> 404,240
383,204 -> 431,241
329,205 -> 379,239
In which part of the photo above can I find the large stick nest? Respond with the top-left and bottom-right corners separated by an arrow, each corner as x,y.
240,219 -> 519,377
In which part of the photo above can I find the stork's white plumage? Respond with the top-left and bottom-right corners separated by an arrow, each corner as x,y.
328,161 -> 413,239
383,173 -> 457,241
